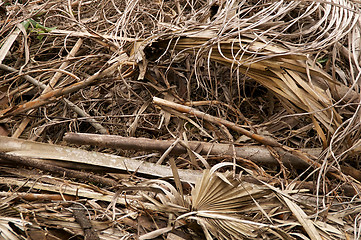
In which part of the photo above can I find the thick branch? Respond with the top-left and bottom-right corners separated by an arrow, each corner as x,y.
64,132 -> 321,168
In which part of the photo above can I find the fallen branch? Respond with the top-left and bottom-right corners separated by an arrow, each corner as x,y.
0,191 -> 76,201
0,137 -> 358,198
64,132 -> 361,182
63,132 -> 321,168
154,97 -> 280,147
152,97 -> 357,183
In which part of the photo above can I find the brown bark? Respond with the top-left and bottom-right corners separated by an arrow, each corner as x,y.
64,132 -> 321,168
71,203 -> 100,240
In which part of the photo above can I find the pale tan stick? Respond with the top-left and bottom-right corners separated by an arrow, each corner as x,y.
12,118 -> 31,138
44,38 -> 83,93
13,39 -> 85,138
153,97 -> 280,147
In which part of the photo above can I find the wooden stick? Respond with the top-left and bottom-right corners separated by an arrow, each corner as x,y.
153,97 -> 280,147
0,191 -> 76,201
63,132 -> 321,168
44,38 -> 83,93
152,97 -> 353,182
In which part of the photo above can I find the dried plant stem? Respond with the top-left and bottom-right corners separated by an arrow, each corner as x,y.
12,118 -> 30,138
153,97 -> 281,147
0,62 -> 122,118
0,191 -> 76,201
43,38 -> 84,94
153,97 -> 357,183
0,63 -> 109,135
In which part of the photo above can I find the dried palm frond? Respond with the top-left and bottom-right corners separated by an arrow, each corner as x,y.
184,166 -> 285,239
143,164 -> 353,239
0,218 -> 25,240
127,0 -> 360,148
158,35 -> 341,145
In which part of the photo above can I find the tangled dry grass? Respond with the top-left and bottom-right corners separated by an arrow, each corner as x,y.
1,0 -> 361,239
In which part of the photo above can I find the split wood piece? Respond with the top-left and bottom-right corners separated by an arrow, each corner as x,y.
0,152 -> 118,187
0,139 -> 357,198
2,135 -> 359,196
0,63 -> 109,134
0,59 -> 127,118
64,133 -> 361,182
0,136 -> 201,184
63,132 -> 321,169
152,97 -> 354,183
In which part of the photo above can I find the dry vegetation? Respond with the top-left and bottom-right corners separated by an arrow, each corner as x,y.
1,0 -> 361,239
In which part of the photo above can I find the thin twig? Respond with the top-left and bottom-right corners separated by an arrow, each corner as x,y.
1,63 -> 109,135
